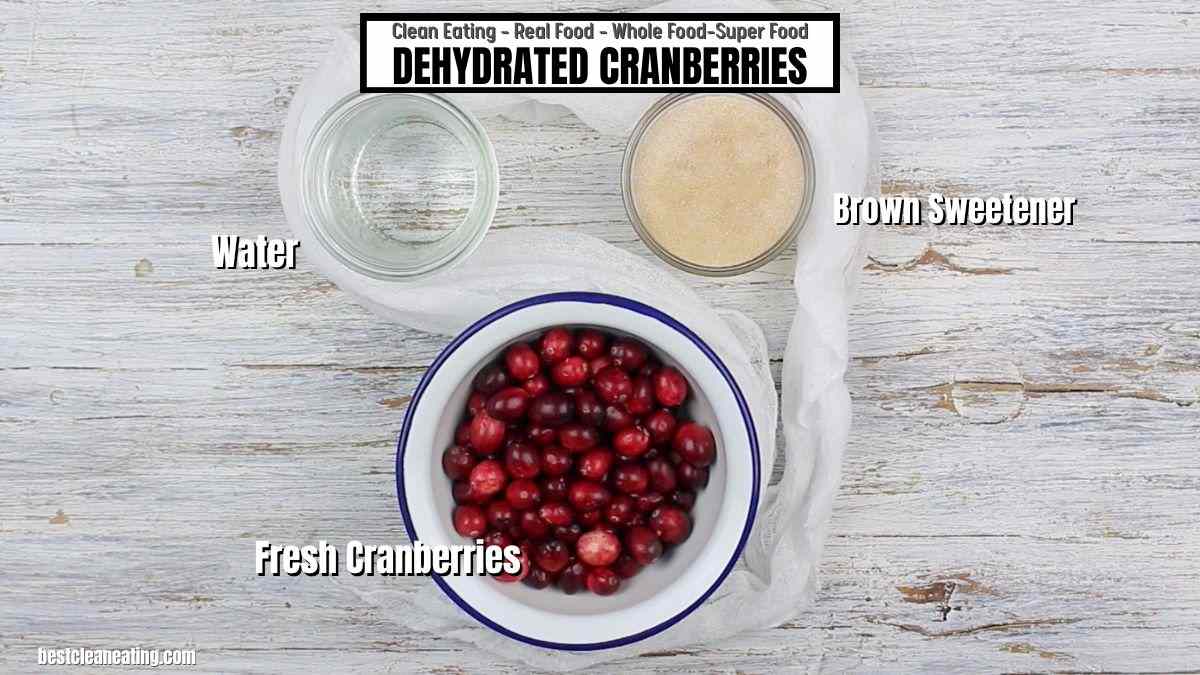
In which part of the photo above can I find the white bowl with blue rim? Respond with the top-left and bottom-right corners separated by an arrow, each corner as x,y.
396,292 -> 759,650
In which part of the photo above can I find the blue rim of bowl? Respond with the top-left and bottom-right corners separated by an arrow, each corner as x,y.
395,291 -> 761,651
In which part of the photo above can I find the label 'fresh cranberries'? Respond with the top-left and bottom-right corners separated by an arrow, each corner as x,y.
441,326 -> 718,595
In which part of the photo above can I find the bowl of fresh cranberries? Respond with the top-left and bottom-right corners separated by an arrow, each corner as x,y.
396,292 -> 759,650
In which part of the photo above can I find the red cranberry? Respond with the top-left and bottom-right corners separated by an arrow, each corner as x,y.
473,363 -> 509,395
494,547 -> 529,583
559,423 -> 599,452
626,377 -> 656,416
519,510 -> 550,540
605,494 -> 637,526
593,366 -> 633,405
653,366 -> 689,406
522,373 -> 550,397
578,509 -> 602,527
672,489 -> 696,511
577,529 -> 621,566
578,449 -> 613,481
442,445 -> 475,480
468,413 -> 506,455
639,361 -> 660,378
453,505 -> 487,538
467,391 -> 488,417
612,462 -> 650,495
613,554 -> 642,579
528,392 -> 575,426
645,409 -> 677,445
554,523 -> 583,544
613,426 -> 651,458
504,343 -> 540,381
646,457 -> 677,492
486,500 -> 516,530
526,425 -> 557,446
534,539 -> 571,573
454,421 -> 472,446
486,387 -> 530,422
505,479 -> 541,510
452,480 -> 474,505
468,459 -> 507,498
551,356 -> 589,387
538,502 -> 574,527
558,562 -> 587,594
625,526 -> 663,565
539,328 -> 574,365
576,329 -> 608,358
542,475 -> 569,502
649,506 -> 691,544
586,567 -> 621,595
609,338 -> 648,372
540,446 -> 573,476
568,480 -> 611,511
677,462 -> 710,490
603,405 -> 636,433
672,422 -> 716,467
503,442 -> 541,480
524,567 -> 553,589
574,390 -> 605,426
635,491 -> 666,513
589,356 -> 613,376
483,530 -> 512,549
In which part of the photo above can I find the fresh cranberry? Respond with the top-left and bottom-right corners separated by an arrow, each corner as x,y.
611,462 -> 650,495
635,491 -> 666,513
609,338 -> 648,372
603,405 -> 636,433
626,377 -> 655,416
568,480 -> 611,511
574,390 -> 605,426
534,539 -> 571,573
551,356 -> 589,387
646,457 -> 677,492
672,489 -> 696,511
473,363 -> 509,395
578,449 -> 613,481
613,426 -> 651,458
672,422 -> 716,467
494,547 -> 529,583
605,494 -> 636,526
625,526 -> 663,565
442,445 -> 475,480
528,392 -> 575,426
576,329 -> 608,358
593,366 -> 633,405
558,562 -> 587,594
451,480 -> 474,505
677,462 -> 710,490
486,500 -> 516,530
524,567 -> 554,589
468,413 -> 507,455
505,478 -> 541,510
483,530 -> 512,549
467,391 -> 488,417
538,502 -> 574,527
542,475 -> 569,502
454,421 -> 472,446
504,343 -> 540,381
586,567 -> 620,595
653,366 -> 689,406
526,425 -> 557,446
504,442 -> 540,479
540,446 -> 573,476
613,554 -> 642,579
468,459 -> 507,498
649,506 -> 691,544
589,356 -> 613,376
559,423 -> 599,452
486,387 -> 530,422
519,510 -> 550,540
577,529 -> 621,566
453,505 -> 487,538
522,373 -> 550,397
578,509 -> 601,527
554,523 -> 583,544
638,361 -> 660,378
539,328 -> 574,365
645,409 -> 677,445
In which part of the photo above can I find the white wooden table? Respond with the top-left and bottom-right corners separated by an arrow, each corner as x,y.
3,1 -> 1198,672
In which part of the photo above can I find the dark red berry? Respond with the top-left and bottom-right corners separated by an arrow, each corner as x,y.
577,529 -> 621,566
483,530 -> 512,549
554,523 -> 583,544
578,449 -> 613,481
534,539 -> 571,573
473,363 -> 509,395
539,328 -> 574,365
609,338 -> 648,372
529,392 -> 575,426
625,526 -> 663,565
574,390 -> 605,426
653,366 -> 689,406
559,423 -> 599,452
486,387 -> 530,422
452,480 -> 474,505
677,462 -> 710,490
494,547 -> 529,583
526,425 -> 557,446
542,475 -> 569,502
586,567 -> 620,595
672,422 -> 716,467
626,377 -> 656,416
672,489 -> 696,510
504,343 -> 540,381
487,500 -> 516,530
603,405 -> 636,433
611,462 -> 650,495
468,413 -> 506,455
558,562 -> 587,594
538,502 -> 573,527
613,426 -> 651,458
442,445 -> 475,480
505,478 -> 541,510
524,567 -> 554,589
594,366 -> 633,405
522,373 -> 550,397
519,509 -> 550,540
576,329 -> 608,358
453,505 -> 487,538
504,442 -> 540,479
454,421 -> 472,446
605,494 -> 637,526
589,356 -> 613,376
551,356 -> 589,387
646,457 -> 677,493
645,409 -> 677,445
468,459 -> 507,498
467,391 -> 488,417
578,509 -> 602,527
649,506 -> 691,544
613,553 -> 642,579
568,480 -> 611,511
540,446 -> 573,476
635,491 -> 666,513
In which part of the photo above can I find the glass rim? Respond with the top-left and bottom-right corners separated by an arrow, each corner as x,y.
621,93 -> 816,277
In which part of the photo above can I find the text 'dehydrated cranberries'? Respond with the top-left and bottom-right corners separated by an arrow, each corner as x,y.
441,326 -> 718,595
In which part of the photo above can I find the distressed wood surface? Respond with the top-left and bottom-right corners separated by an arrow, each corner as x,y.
2,0 -> 1199,672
